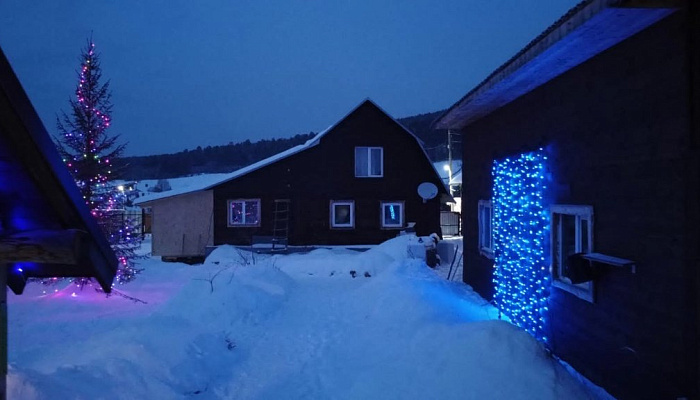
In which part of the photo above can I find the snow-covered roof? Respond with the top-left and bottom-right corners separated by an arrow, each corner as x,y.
449,171 -> 462,186
134,132 -> 330,205
131,173 -> 234,204
136,99 -> 450,205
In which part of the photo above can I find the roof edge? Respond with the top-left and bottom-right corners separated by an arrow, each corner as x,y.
434,0 -> 681,129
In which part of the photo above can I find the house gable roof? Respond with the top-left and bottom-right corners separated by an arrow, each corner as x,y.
434,0 -> 680,130
0,47 -> 118,293
136,99 -> 451,205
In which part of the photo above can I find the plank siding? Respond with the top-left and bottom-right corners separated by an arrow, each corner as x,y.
686,3 -> 700,395
213,101 -> 445,246
461,12 -> 696,398
149,191 -> 214,257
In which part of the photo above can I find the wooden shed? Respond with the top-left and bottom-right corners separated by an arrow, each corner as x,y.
137,99 -> 452,258
138,190 -> 214,260
0,46 -> 118,398
434,1 -> 699,398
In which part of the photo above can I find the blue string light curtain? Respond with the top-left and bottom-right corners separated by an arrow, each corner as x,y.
492,148 -> 550,341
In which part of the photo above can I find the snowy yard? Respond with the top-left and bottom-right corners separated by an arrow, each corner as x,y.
8,236 -> 599,399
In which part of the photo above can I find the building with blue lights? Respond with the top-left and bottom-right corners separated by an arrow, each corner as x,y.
434,1 -> 699,398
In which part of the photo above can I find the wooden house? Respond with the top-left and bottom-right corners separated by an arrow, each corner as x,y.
1,46 -> 118,397
434,1 -> 699,398
136,99 -> 451,258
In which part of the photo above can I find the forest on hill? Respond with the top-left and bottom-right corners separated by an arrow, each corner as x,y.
115,110 -> 454,180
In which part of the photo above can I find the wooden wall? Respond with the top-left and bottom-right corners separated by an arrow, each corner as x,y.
148,190 -> 214,257
212,101 -> 445,246
461,12 -> 698,399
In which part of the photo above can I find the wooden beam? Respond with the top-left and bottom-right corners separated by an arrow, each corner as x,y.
1,265 -> 7,400
0,229 -> 87,264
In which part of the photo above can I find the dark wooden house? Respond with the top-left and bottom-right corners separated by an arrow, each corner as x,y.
137,99 -> 451,257
435,1 -> 699,398
1,46 -> 118,397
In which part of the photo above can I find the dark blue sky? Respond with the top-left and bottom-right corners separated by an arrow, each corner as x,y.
0,1 -> 579,156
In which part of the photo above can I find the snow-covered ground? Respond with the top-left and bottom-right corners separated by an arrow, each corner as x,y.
8,236 -> 603,399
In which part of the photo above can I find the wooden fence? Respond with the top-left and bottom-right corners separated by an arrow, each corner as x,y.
440,211 -> 461,236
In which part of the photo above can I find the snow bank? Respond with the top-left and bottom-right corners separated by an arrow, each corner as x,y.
274,235 -> 412,280
8,238 -> 599,399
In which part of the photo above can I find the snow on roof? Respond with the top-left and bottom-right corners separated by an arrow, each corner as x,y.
133,140 -> 322,206
449,170 -> 462,186
201,142 -> 309,190
135,99 -> 450,205
132,173 -> 234,204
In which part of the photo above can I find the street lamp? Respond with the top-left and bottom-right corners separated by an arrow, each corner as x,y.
443,164 -> 453,196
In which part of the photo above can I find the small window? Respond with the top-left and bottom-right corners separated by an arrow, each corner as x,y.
330,200 -> 354,228
228,199 -> 261,227
381,201 -> 404,228
551,205 -> 594,302
355,147 -> 383,177
478,200 -> 493,259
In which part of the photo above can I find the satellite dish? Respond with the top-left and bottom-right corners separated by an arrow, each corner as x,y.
417,182 -> 438,203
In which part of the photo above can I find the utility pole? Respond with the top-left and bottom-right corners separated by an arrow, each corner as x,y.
447,129 -> 454,194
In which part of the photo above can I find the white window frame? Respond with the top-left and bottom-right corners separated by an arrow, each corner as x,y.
380,201 -> 404,228
550,204 -> 594,302
478,199 -> 494,259
330,200 -> 355,229
355,147 -> 384,178
227,198 -> 261,227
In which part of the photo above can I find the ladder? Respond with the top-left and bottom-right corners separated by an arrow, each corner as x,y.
272,199 -> 290,251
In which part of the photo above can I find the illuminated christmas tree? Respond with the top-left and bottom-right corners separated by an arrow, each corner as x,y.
55,39 -> 141,286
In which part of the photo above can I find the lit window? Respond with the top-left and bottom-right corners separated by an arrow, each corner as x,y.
381,201 -> 403,228
228,199 -> 261,227
551,204 -> 594,302
478,199 -> 493,258
330,200 -> 354,228
355,147 -> 383,177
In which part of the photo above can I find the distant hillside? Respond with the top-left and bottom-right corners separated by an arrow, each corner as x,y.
116,110 -> 455,180
116,133 -> 315,180
398,110 -> 449,160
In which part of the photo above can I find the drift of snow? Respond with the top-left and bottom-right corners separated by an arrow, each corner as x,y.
8,236 -> 599,399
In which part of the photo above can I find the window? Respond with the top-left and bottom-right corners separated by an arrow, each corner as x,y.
478,200 -> 493,258
330,200 -> 354,228
551,205 -> 594,302
355,147 -> 383,177
381,201 -> 404,228
228,199 -> 261,227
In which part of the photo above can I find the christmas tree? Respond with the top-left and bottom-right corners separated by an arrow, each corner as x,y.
55,39 -> 141,286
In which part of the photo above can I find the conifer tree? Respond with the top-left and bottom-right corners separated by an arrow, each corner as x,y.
56,39 -> 141,286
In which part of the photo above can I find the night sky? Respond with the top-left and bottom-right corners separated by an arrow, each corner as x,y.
0,1 -> 579,156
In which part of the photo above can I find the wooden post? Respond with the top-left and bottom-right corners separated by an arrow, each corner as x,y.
1,265 -> 7,400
